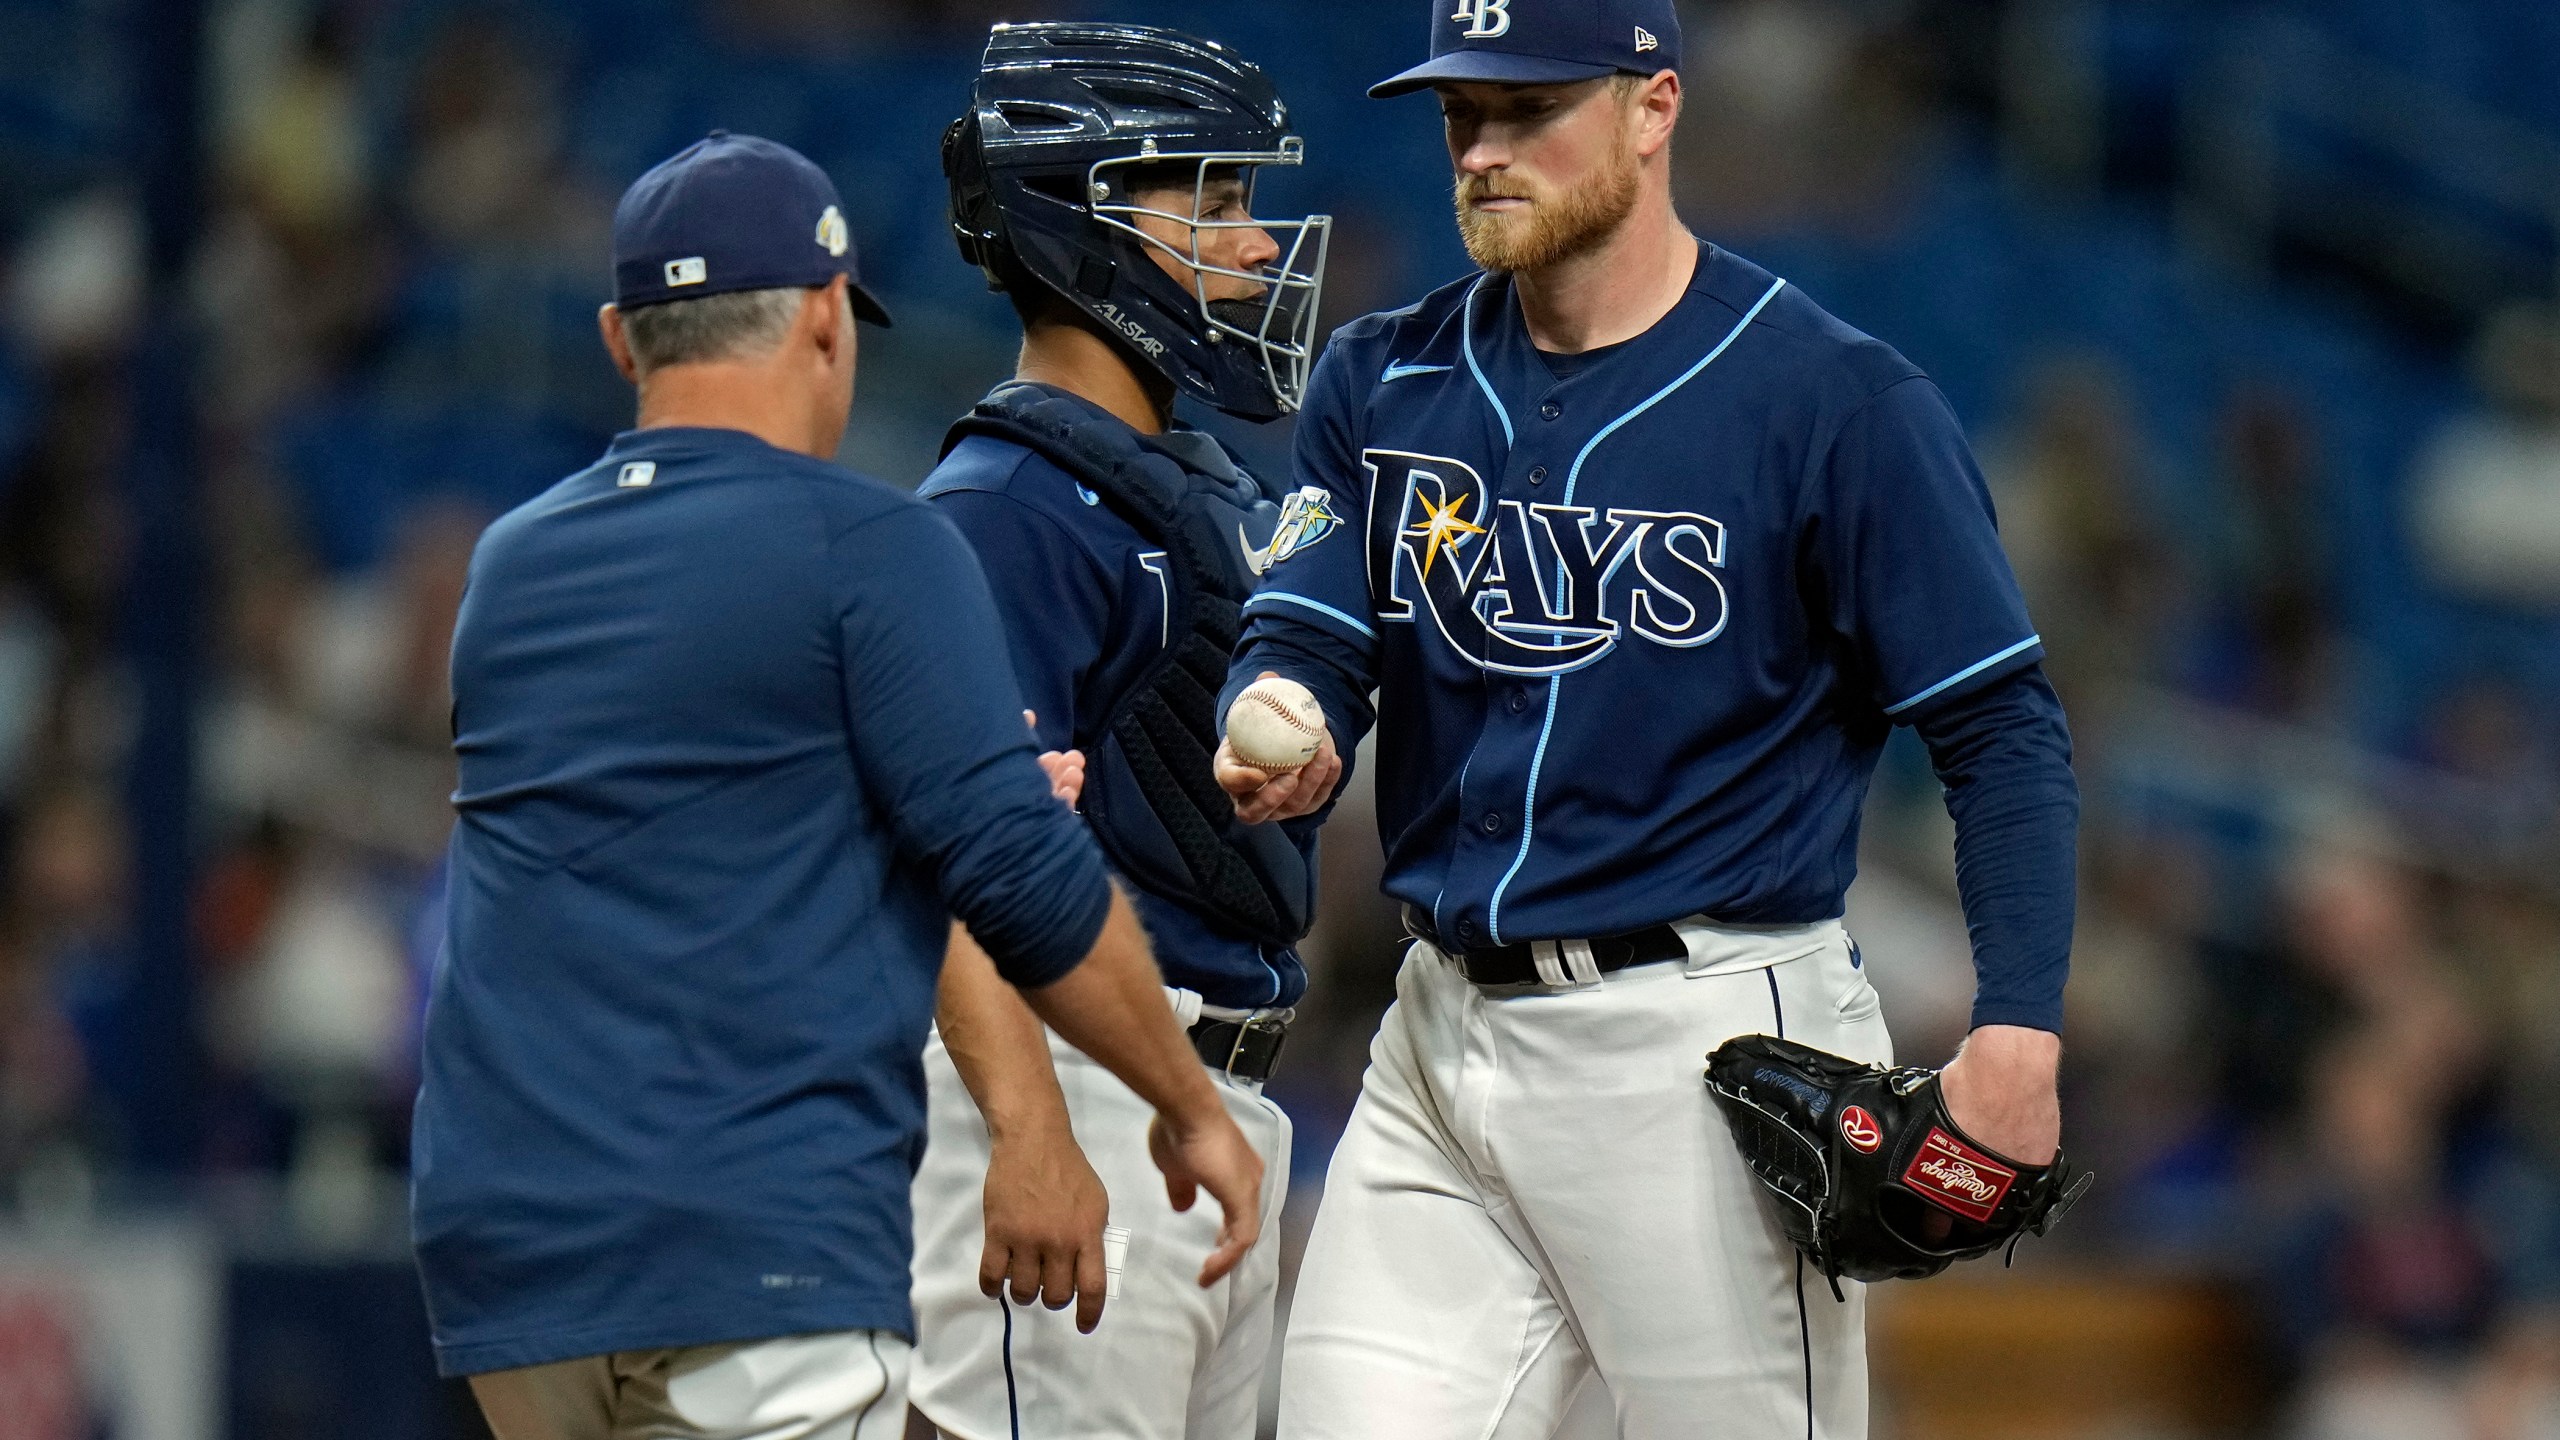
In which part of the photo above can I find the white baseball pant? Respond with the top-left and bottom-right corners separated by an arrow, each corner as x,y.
908,1015 -> 1293,1440
1276,920 -> 1891,1440
468,1328 -> 908,1440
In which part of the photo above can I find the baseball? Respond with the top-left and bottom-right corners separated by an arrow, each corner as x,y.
1226,677 -> 1327,773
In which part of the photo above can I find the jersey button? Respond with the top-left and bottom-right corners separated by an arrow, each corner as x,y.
1527,465 -> 1548,485
1457,919 -> 1479,943
1481,811 -> 1504,835
1539,401 -> 1562,421
1508,688 -> 1530,713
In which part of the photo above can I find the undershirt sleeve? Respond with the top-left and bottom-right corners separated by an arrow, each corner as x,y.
1908,662 -> 2079,1034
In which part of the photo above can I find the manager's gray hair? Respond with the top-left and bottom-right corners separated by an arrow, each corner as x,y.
620,285 -> 810,373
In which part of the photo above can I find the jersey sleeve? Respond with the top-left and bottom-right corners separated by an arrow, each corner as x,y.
927,486 -> 1113,753
1232,341 -> 1383,748
830,503 -> 1112,987
1804,376 -> 2042,721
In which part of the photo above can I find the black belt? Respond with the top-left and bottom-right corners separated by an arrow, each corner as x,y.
1188,1012 -> 1288,1083
1405,906 -> 1688,987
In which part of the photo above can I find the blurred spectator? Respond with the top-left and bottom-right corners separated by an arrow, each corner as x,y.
0,579 -> 55,808
3,189 -> 142,365
1679,0 -> 1951,236
2413,304 -> 2560,609
2,783 -> 135,1193
1980,354 -> 2186,722
2204,385 -> 2342,721
198,2 -> 395,430
2276,1040 -> 2504,1440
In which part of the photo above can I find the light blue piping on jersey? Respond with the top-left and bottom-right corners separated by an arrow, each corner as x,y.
1461,274 -> 1515,449
1882,634 -> 2042,716
1247,590 -> 1378,641
1559,278 -> 1788,505
1486,276 -> 1788,946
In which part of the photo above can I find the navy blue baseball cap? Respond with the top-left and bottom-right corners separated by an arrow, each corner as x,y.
1370,0 -> 1680,98
612,131 -> 893,326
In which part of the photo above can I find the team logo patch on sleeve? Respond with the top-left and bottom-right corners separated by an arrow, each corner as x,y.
1901,1127 -> 2017,1222
1244,486 -> 1343,575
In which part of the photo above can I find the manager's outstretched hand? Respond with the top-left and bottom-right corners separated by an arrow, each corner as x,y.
1215,674 -> 1343,823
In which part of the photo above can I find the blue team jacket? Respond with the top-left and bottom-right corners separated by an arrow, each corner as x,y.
412,426 -> 1112,1376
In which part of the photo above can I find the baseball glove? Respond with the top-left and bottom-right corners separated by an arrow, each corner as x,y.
1705,1033 -> 2091,1296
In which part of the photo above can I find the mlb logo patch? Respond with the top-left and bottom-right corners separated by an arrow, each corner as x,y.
664,257 -> 708,288
617,462 -> 656,488
1900,1127 -> 2017,1222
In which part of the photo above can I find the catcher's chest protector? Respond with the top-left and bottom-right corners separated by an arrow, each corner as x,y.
943,383 -> 1315,945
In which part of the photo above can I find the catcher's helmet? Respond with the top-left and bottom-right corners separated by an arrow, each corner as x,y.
943,22 -> 1332,421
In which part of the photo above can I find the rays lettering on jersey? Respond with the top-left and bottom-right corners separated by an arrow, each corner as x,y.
1363,448 -> 1729,675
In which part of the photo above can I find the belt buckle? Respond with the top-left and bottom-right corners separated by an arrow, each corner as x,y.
1226,1008 -> 1293,1074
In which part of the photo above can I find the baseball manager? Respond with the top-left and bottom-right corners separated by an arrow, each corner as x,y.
410,132 -> 1263,1440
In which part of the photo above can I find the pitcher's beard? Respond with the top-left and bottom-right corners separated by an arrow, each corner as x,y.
1453,145 -> 1642,274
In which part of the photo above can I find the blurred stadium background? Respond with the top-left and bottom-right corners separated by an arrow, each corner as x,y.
5,0 -> 2560,1435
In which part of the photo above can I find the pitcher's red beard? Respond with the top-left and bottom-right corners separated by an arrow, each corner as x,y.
1452,141 -> 1642,274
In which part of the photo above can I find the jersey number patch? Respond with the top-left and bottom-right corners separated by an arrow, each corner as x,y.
1363,449 -> 1730,676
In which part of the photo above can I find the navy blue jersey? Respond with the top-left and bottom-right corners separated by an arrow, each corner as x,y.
414,427 -> 1112,1376
1233,243 -> 2040,950
921,391 -> 1307,1010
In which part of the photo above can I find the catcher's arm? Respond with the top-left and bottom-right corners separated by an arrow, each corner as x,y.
937,925 -> 1113,1333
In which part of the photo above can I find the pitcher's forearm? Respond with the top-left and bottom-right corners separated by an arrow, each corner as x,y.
1018,889 -> 1222,1130
938,924 -> 1074,1142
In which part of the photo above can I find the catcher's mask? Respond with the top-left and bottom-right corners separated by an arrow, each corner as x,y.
944,22 -> 1333,422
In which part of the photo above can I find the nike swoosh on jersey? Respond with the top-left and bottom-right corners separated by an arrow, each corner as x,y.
1380,361 -> 1455,383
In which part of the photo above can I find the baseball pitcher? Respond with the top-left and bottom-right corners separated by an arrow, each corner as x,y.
1214,3 -> 2082,1436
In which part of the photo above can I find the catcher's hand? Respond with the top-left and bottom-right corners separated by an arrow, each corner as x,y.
1705,1033 -> 2091,1295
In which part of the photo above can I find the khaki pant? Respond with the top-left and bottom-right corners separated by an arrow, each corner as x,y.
468,1329 -> 910,1440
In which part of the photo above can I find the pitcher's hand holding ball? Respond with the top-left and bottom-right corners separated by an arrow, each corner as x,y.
1215,673 -> 1342,823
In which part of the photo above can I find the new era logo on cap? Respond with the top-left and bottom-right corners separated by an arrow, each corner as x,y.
664,257 -> 707,287
1635,25 -> 1657,51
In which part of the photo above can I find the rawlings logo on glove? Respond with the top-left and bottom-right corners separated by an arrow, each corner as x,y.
1904,1130 -> 2016,1220
1705,1034 -> 2090,1295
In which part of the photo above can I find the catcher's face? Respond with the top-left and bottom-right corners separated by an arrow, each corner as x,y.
1125,171 -> 1281,306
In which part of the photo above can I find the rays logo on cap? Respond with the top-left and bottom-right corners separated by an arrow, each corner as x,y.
1452,0 -> 1511,39
815,205 -> 849,258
